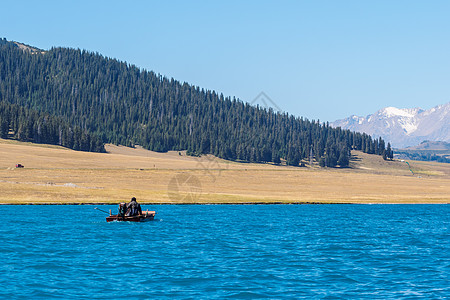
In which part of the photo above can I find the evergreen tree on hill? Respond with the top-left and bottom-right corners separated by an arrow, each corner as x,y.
0,40 -> 387,165
0,101 -> 105,152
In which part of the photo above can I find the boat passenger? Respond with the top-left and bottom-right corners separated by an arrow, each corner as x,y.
126,197 -> 142,216
118,202 -> 127,218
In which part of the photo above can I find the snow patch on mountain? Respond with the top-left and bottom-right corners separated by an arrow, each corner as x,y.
382,107 -> 415,118
331,102 -> 450,148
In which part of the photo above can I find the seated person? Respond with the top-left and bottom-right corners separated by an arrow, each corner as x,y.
125,197 -> 142,216
118,202 -> 127,217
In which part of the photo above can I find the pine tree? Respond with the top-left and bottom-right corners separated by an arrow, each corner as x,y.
338,148 -> 349,167
386,143 -> 393,160
272,149 -> 281,164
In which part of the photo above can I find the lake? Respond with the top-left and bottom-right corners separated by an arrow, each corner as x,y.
0,204 -> 448,299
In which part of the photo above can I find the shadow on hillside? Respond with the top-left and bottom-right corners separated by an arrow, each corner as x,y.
350,154 -> 362,162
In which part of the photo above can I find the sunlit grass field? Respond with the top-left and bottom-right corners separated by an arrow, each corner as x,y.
1,139 -> 449,204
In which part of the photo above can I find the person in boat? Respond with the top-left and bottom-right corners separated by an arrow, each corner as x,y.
118,202 -> 127,219
125,197 -> 142,216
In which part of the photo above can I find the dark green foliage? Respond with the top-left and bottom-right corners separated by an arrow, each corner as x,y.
318,157 -> 326,167
385,143 -> 393,160
0,41 -> 387,166
0,101 -> 105,152
338,147 -> 350,167
0,116 -> 8,138
286,147 -> 300,166
272,149 -> 281,164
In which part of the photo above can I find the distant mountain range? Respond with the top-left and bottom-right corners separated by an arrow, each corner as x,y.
404,140 -> 450,150
332,103 -> 450,148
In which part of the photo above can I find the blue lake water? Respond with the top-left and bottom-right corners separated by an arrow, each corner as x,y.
0,204 -> 449,299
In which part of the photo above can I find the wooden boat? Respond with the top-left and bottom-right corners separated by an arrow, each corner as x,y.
106,210 -> 156,222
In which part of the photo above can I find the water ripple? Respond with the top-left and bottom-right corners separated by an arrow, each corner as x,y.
0,204 -> 448,299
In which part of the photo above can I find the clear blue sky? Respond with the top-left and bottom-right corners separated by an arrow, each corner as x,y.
2,0 -> 450,121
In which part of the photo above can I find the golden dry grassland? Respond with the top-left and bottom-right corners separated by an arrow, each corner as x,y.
0,138 -> 449,204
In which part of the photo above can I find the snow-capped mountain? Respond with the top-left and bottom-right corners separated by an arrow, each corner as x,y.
331,103 -> 450,148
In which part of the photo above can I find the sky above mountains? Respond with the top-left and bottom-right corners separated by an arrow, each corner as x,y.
2,1 -> 450,122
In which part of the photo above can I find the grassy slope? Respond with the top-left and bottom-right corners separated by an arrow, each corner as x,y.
1,139 -> 449,204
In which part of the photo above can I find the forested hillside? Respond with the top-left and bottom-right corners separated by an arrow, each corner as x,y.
0,101 -> 105,152
0,38 -> 389,166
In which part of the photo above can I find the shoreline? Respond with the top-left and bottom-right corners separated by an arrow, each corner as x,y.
0,202 -> 350,205
1,141 -> 449,205
0,202 -> 448,205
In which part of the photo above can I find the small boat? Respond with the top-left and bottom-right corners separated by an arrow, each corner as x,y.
106,210 -> 156,222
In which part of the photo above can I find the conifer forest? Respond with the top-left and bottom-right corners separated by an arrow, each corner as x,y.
0,39 -> 391,166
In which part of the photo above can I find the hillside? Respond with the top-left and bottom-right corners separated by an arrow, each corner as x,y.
1,139 -> 449,204
404,141 -> 450,150
392,141 -> 450,164
0,38 -> 388,167
0,101 -> 104,152
0,38 -> 44,53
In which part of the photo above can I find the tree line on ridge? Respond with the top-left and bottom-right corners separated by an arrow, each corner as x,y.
0,39 -> 393,166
